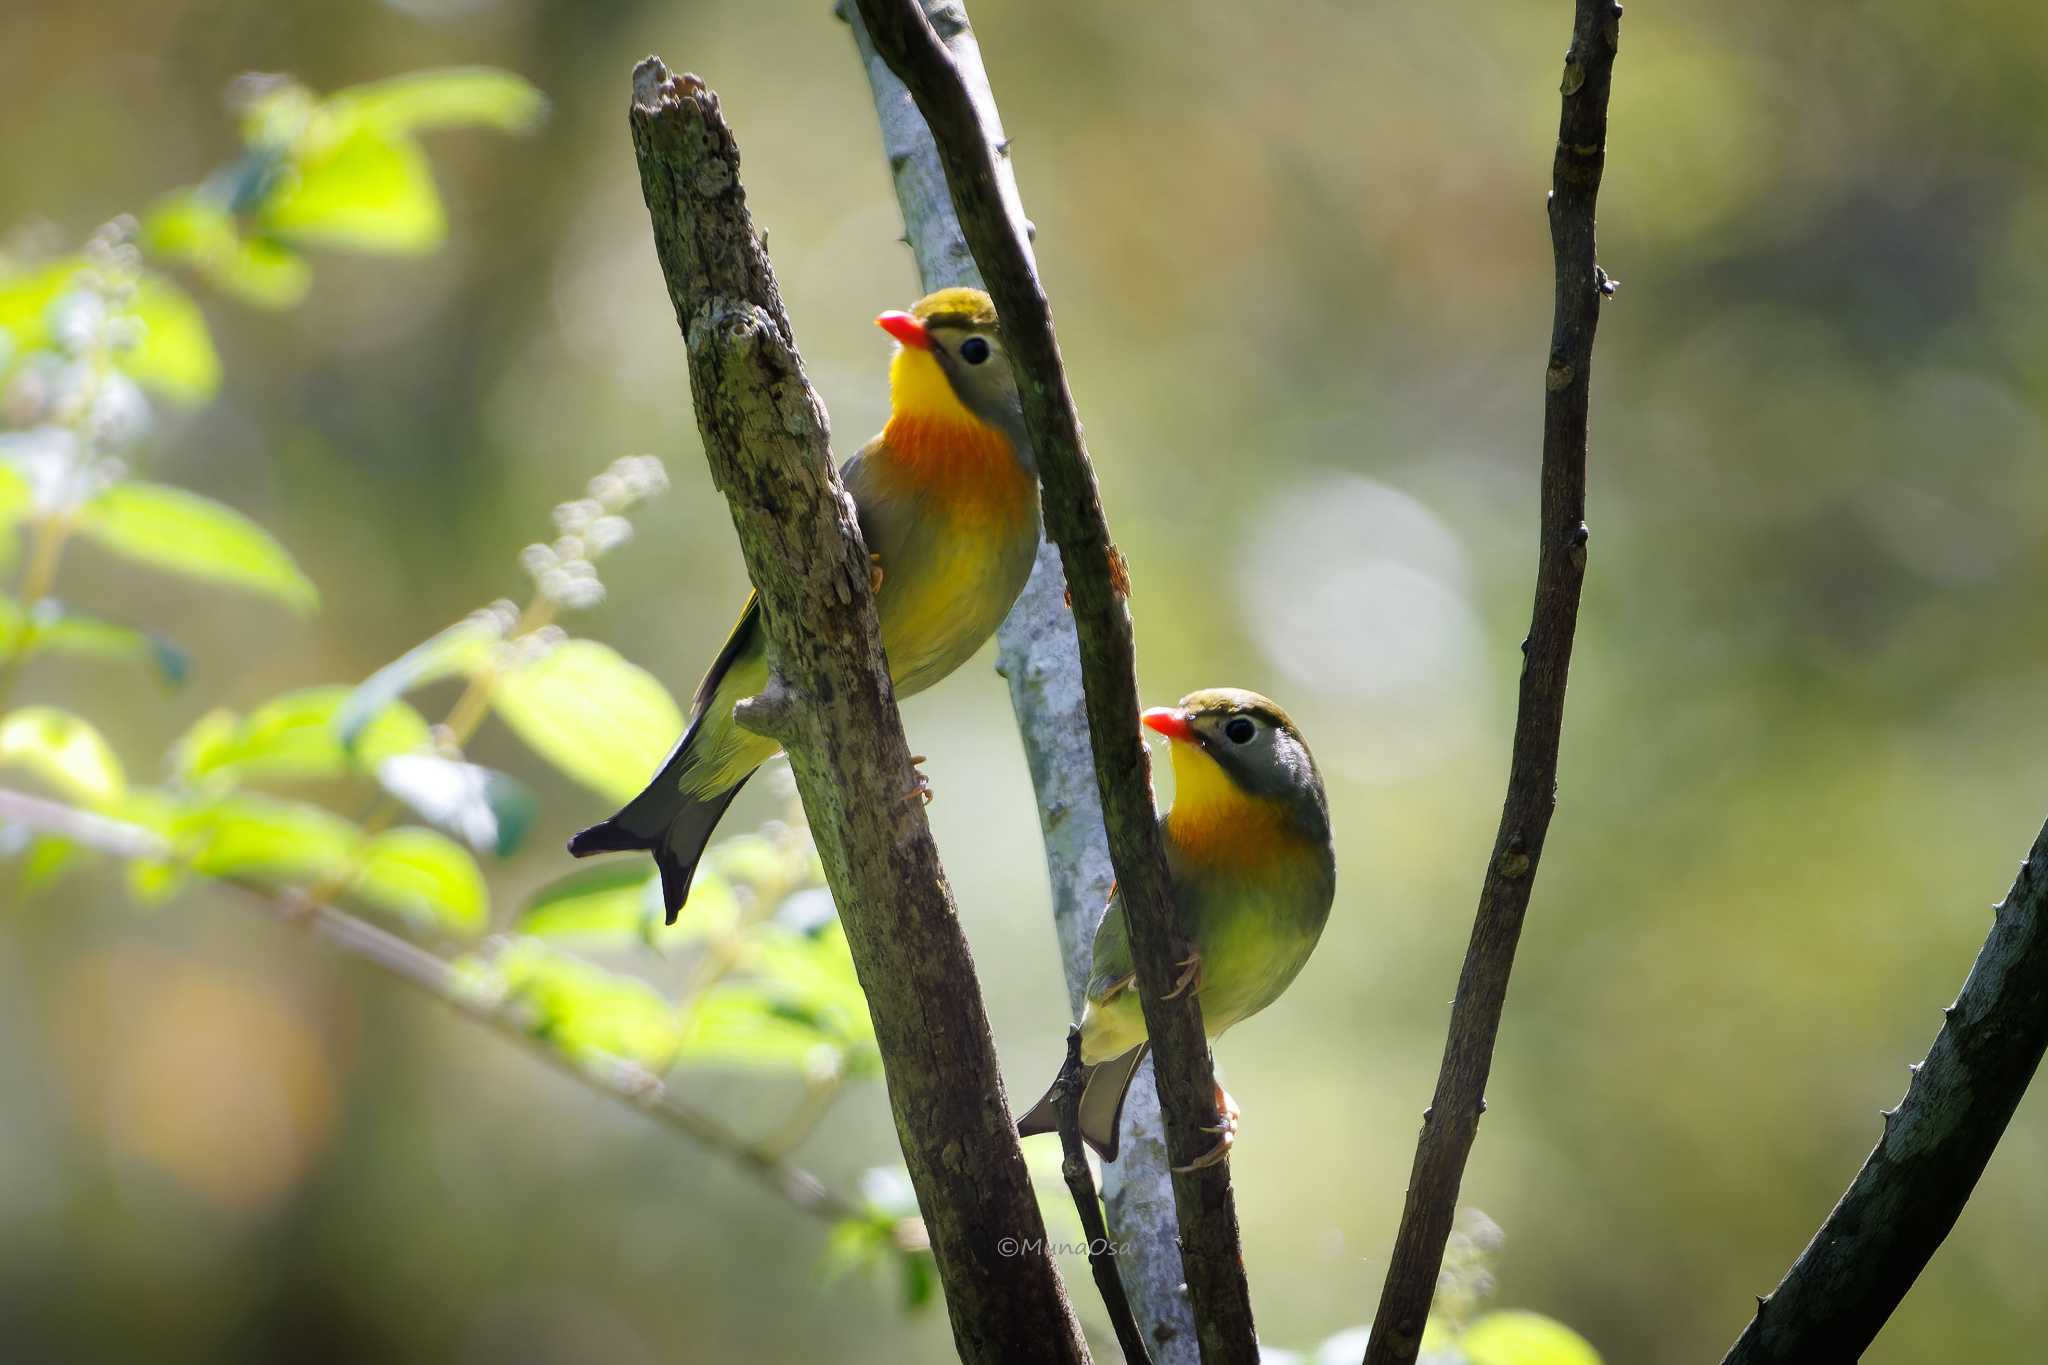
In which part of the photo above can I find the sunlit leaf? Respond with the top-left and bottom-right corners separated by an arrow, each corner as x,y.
331,68 -> 548,137
337,612 -> 504,748
123,275 -> 221,403
495,940 -> 683,1068
491,639 -> 682,803
1458,1313 -> 1603,1365
183,794 -> 359,884
514,860 -> 663,940
0,706 -> 124,808
18,834 -> 81,893
142,190 -> 312,310
77,482 -> 318,611
175,685 -> 429,785
0,598 -> 187,685
376,753 -> 536,858
354,826 -> 487,933
261,124 -> 444,254
0,462 -> 30,531
0,259 -> 79,354
515,856 -> 738,945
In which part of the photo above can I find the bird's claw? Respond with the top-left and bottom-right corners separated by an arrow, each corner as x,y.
1163,950 -> 1202,1000
1172,1082 -> 1239,1172
868,552 -> 885,596
904,754 -> 933,806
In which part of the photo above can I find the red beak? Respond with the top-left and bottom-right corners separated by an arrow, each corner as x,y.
875,310 -> 931,350
1141,707 -> 1196,743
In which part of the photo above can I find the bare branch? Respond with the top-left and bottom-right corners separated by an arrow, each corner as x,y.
625,61 -> 1087,1363
837,0 -> 1196,1356
1054,1029 -> 1154,1365
849,5 -> 1259,1359
1362,4 -> 1622,1362
1721,818 -> 2048,1363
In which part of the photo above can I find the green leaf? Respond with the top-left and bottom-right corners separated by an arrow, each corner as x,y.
123,275 -> 221,403
677,984 -> 851,1074
0,259 -> 79,354
17,835 -> 81,894
0,707 -> 124,808
514,860 -> 662,940
142,190 -> 312,310
337,612 -> 504,747
1461,1312 -> 1603,1365
77,482 -> 318,611
183,793 -> 359,884
515,857 -> 737,945
0,462 -> 30,531
376,753 -> 536,858
175,685 -> 430,785
354,826 -> 487,933
331,68 -> 548,137
261,124 -> 445,254
494,940 -> 683,1068
0,598 -> 187,685
491,640 -> 683,803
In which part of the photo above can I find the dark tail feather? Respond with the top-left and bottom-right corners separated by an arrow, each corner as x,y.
1015,1043 -> 1150,1162
567,773 -> 751,924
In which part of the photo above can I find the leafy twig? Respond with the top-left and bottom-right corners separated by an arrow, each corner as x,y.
850,4 -> 1259,1359
1361,5 -> 1621,1362
1720,816 -> 2048,1363
0,784 -> 871,1228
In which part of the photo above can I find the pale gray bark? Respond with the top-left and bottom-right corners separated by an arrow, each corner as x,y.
841,5 -> 1197,1361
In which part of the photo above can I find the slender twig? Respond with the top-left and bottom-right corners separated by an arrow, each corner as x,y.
851,5 -> 1258,1361
0,785 -> 870,1228
835,1 -> 1195,1356
1054,1029 -> 1153,1365
625,61 -> 1088,1363
1361,6 -> 1621,1363
1720,816 -> 2048,1363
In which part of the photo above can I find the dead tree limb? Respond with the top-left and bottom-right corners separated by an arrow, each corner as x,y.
1721,817 -> 2048,1364
1362,4 -> 1622,1362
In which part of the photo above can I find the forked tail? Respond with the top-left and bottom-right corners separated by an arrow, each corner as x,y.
1015,1042 -> 1150,1162
567,773 -> 751,923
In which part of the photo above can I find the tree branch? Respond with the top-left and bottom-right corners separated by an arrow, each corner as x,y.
837,1 -> 1196,1357
0,786 -> 867,1229
1720,817 -> 2048,1363
1361,4 -> 1621,1362
849,5 -> 1260,1361
1054,1029 -> 1154,1365
625,61 -> 1088,1363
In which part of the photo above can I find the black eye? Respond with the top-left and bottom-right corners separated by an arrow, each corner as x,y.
958,336 -> 991,365
1224,717 -> 1256,745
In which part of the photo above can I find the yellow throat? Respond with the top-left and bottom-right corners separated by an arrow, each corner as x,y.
1162,739 -> 1305,877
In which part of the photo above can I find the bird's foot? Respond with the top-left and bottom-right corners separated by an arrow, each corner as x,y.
1173,1088 -> 1239,1173
904,754 -> 933,806
868,552 -> 885,596
1163,950 -> 1203,1000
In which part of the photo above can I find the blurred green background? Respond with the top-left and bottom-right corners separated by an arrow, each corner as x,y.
5,0 -> 2048,1361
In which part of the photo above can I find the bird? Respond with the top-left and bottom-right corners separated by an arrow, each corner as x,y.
1016,689 -> 1336,1171
568,288 -> 1040,921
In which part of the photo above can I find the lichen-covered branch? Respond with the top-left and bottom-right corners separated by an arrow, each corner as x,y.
838,1 -> 1196,1357
625,61 -> 1087,1364
1720,817 -> 2048,1364
1361,4 -> 1621,1363
847,6 -> 1258,1361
